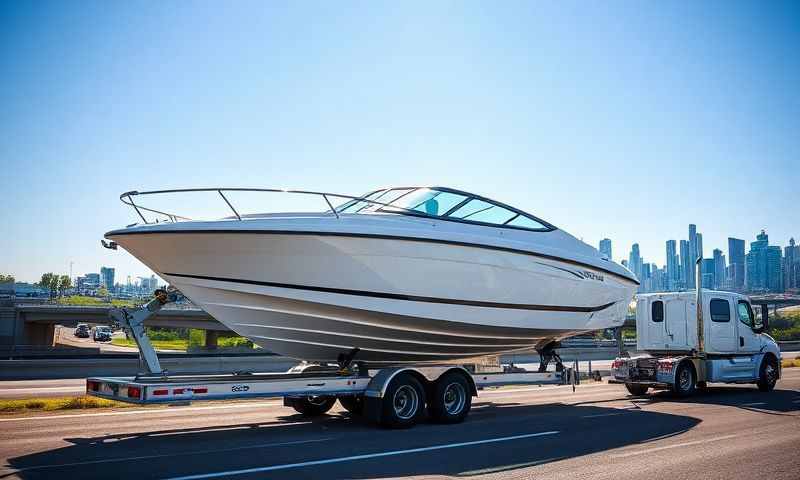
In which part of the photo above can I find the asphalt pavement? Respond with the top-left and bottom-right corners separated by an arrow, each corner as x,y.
1,369 -> 798,480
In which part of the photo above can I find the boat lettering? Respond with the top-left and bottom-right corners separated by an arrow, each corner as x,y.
231,384 -> 250,392
582,271 -> 604,282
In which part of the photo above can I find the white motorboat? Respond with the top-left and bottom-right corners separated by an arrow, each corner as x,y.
105,186 -> 638,363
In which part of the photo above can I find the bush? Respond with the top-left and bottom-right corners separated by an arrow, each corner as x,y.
146,328 -> 185,341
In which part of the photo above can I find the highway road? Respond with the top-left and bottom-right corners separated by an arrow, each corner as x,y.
0,369 -> 798,480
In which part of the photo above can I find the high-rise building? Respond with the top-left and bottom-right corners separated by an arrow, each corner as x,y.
100,267 -> 115,291
728,238 -> 746,291
628,244 -> 642,284
666,240 -> 678,290
688,224 -> 697,288
680,240 -> 691,290
746,230 -> 784,293
713,249 -> 726,290
701,258 -> 715,289
599,238 -> 612,261
785,238 -> 800,290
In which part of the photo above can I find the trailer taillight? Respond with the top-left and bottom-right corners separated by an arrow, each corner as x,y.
153,389 -> 169,396
612,359 -> 625,369
87,381 -> 100,392
658,361 -> 674,372
127,386 -> 142,399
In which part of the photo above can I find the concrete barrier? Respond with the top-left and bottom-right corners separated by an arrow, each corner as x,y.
0,355 -> 299,380
778,341 -> 800,351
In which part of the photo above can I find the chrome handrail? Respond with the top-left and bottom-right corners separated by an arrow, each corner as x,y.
118,187 -> 427,225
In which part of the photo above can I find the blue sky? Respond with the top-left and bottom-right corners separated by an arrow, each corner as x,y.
2,1 -> 798,283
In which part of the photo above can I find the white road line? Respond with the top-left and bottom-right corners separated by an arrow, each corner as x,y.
739,402 -> 767,407
166,430 -> 561,480
0,387 -> 82,393
0,400 -> 284,422
1,437 -> 333,474
610,434 -> 738,459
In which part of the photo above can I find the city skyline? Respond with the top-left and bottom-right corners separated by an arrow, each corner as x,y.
609,226 -> 797,294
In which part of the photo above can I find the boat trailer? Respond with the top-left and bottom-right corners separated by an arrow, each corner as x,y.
90,290 -> 579,428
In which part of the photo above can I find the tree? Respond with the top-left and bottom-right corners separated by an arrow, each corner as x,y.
98,286 -> 109,298
0,274 -> 14,284
58,275 -> 71,297
39,273 -> 56,298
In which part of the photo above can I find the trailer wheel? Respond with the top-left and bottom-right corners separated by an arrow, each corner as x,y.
338,395 -> 365,415
429,372 -> 472,424
288,395 -> 336,416
757,356 -> 778,392
380,373 -> 425,429
671,362 -> 696,397
624,383 -> 649,396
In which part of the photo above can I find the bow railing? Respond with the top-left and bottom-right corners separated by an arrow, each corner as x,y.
119,187 -> 419,225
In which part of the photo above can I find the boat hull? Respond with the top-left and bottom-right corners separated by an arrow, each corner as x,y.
110,229 -> 636,363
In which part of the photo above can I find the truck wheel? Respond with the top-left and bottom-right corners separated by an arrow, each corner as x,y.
671,362 -> 696,397
338,395 -> 365,415
429,372 -> 472,424
289,395 -> 336,416
757,356 -> 778,392
625,383 -> 649,396
380,373 -> 425,429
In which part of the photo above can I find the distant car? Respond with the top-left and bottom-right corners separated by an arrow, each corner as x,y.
93,326 -> 113,342
74,324 -> 90,338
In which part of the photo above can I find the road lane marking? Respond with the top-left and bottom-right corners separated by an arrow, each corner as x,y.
166,430 -> 561,480
610,434 -> 738,458
0,401 -> 284,422
0,437 -> 333,474
739,402 -> 767,407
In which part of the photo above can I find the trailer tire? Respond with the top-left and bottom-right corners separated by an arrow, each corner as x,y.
338,395 -> 365,415
288,395 -> 336,416
624,383 -> 649,396
380,373 -> 425,429
757,356 -> 778,392
429,372 -> 472,424
671,362 -> 696,397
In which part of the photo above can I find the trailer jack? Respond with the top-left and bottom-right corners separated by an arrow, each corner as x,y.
109,288 -> 179,377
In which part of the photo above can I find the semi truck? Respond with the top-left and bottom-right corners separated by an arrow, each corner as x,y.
611,261 -> 781,396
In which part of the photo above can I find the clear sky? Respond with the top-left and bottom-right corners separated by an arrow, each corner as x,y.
2,1 -> 798,283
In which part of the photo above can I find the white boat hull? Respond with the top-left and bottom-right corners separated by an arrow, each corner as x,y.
110,225 -> 636,363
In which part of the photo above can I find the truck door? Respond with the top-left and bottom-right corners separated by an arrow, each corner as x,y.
645,299 -> 667,349
736,301 -> 760,354
665,298 -> 688,349
708,298 -> 736,353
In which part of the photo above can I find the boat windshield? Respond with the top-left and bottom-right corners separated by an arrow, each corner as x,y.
337,187 -> 553,231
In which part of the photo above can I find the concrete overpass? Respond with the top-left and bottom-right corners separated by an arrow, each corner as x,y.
0,305 -> 225,348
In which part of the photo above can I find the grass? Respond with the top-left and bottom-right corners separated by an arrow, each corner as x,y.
111,338 -> 189,350
781,358 -> 800,368
0,396 -> 133,414
55,295 -> 136,307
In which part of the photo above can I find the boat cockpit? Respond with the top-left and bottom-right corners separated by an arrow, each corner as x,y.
337,187 -> 556,232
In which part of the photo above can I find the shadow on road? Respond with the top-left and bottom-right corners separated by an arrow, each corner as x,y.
639,383 -> 800,415
5,399 -> 706,480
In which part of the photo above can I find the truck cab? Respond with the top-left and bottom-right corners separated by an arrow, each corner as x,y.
612,290 -> 781,396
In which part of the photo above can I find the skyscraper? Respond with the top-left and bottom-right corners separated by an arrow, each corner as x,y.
680,239 -> 690,290
702,258 -> 715,289
666,240 -> 678,290
599,238 -> 612,261
728,237 -> 746,291
629,244 -> 642,281
746,230 -> 783,293
785,238 -> 800,290
713,249 -> 726,290
100,267 -> 115,291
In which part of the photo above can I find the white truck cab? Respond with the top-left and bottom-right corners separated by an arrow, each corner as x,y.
612,289 -> 781,396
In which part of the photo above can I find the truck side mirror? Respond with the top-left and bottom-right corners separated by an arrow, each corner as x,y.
755,304 -> 769,333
